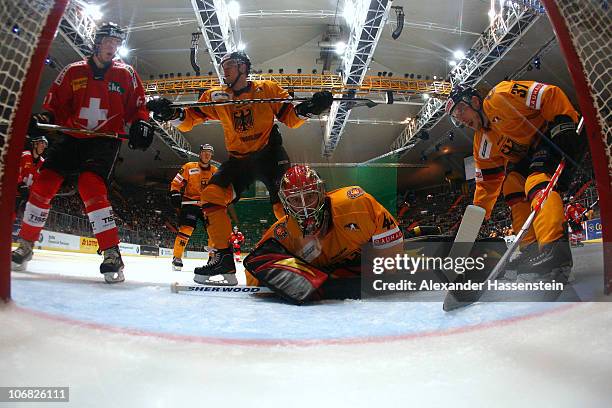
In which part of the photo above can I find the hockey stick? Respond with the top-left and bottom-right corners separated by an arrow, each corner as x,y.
443,159 -> 566,311
36,123 -> 128,139
443,118 -> 585,311
578,199 -> 598,219
169,96 -> 383,109
171,282 -> 273,294
443,205 -> 487,282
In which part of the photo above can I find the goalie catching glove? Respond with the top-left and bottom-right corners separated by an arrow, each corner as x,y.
244,238 -> 329,304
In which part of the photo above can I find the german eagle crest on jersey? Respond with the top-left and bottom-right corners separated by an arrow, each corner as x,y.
233,108 -> 254,132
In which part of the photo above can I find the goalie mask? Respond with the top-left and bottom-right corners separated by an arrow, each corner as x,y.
279,165 -> 326,236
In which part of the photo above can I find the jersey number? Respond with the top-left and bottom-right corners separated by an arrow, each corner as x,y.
510,83 -> 529,99
382,214 -> 395,230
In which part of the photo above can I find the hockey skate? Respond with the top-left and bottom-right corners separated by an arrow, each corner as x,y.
516,237 -> 574,284
193,247 -> 237,286
172,257 -> 183,271
500,242 -> 539,280
100,246 -> 125,284
11,239 -> 34,272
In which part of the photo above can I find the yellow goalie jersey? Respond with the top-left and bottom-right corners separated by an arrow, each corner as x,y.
258,186 -> 403,274
174,80 -> 305,157
170,162 -> 218,202
473,80 -> 579,216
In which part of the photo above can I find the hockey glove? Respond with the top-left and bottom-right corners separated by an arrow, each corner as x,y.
244,238 -> 329,304
146,98 -> 182,122
128,120 -> 154,151
168,191 -> 182,209
28,112 -> 54,138
295,91 -> 333,118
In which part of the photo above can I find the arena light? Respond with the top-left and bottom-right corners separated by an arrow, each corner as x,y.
449,60 -> 457,66
453,50 -> 465,59
228,1 -> 240,20
343,1 -> 356,24
334,41 -> 346,55
83,3 -> 103,21
237,42 -> 246,51
117,45 -> 129,58
488,8 -> 496,20
423,93 -> 430,100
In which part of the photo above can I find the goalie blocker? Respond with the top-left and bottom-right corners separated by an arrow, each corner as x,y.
244,238 -> 329,304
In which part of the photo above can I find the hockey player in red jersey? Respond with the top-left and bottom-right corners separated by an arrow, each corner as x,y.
229,226 -> 245,262
11,22 -> 154,283
564,197 -> 586,247
15,135 -> 47,217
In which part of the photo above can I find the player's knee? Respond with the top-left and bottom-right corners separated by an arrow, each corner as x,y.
29,169 -> 64,205
78,172 -> 110,209
179,225 -> 194,237
201,184 -> 231,206
525,172 -> 551,201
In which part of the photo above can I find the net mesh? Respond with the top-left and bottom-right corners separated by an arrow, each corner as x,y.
554,0 -> 611,179
0,1 -> 54,189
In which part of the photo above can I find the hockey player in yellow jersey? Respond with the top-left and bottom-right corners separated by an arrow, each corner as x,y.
445,80 -> 586,281
243,165 -> 404,304
168,144 -> 217,271
147,51 -> 333,283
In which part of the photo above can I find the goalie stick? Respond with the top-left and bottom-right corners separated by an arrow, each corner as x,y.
169,96 -> 386,110
171,282 -> 273,295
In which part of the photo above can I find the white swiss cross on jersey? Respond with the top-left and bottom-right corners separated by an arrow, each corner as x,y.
79,97 -> 108,129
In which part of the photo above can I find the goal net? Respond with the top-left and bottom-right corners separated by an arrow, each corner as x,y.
0,0 -> 68,301
541,0 -> 611,294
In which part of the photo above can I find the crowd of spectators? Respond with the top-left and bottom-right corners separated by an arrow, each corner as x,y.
397,153 -> 599,240
15,153 -> 601,252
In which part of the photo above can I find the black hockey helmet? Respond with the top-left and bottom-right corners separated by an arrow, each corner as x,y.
445,84 -> 482,128
29,135 -> 48,146
200,143 -> 214,154
94,22 -> 126,46
220,51 -> 251,73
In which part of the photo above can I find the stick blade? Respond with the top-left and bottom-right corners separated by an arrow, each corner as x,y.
442,205 -> 486,312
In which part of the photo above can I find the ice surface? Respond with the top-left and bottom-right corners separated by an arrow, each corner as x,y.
1,247 -> 611,407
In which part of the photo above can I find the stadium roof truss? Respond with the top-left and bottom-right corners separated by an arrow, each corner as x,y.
322,0 -> 392,157
190,0 -> 238,84
364,1 -> 545,164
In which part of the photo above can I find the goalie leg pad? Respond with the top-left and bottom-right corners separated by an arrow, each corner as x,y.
244,239 -> 328,304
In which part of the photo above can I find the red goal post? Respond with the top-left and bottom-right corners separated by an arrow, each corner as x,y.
0,1 -> 69,301
541,0 -> 611,294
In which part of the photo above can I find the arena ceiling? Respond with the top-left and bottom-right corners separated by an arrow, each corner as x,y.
36,0 -> 578,192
